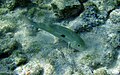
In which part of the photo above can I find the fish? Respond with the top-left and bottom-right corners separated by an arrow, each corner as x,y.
23,17 -> 86,51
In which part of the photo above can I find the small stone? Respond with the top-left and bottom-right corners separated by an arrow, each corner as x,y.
0,38 -> 21,59
109,9 -> 120,24
0,20 -> 16,37
94,67 -> 108,75
14,57 -> 27,66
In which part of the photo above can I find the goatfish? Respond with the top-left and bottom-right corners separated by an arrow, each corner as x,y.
24,17 -> 86,51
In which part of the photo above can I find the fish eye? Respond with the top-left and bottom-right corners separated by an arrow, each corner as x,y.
78,45 -> 80,47
61,34 -> 65,38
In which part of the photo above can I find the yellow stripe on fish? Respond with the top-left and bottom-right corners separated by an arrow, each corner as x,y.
23,17 -> 86,51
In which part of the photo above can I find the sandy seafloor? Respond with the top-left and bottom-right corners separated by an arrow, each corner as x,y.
0,0 -> 120,75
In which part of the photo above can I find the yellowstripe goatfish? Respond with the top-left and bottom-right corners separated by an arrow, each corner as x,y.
26,18 -> 86,51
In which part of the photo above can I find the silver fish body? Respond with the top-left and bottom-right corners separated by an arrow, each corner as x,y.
24,17 -> 86,51
35,22 -> 86,51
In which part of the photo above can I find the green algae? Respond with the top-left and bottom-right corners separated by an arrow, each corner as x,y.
0,8 -> 9,15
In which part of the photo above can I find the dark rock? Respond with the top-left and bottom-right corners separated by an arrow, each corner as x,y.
8,56 -> 27,70
117,0 -> 120,5
52,3 -> 84,20
0,0 -> 16,10
78,0 -> 88,3
0,0 -> 32,10
74,2 -> 106,32
14,0 -> 32,8
0,39 -> 22,59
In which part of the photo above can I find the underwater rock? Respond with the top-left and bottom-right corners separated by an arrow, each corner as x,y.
73,14 -> 119,70
0,0 -> 16,10
102,50 -> 118,66
0,37 -> 23,72
93,67 -> 108,75
107,30 -> 120,48
78,0 -> 88,3
8,57 -> 27,70
0,0 -> 119,75
109,9 -> 120,24
105,9 -> 120,48
0,51 -> 27,72
69,2 -> 105,32
14,58 -> 53,75
0,20 -> 16,37
52,4 -> 84,20
0,8 -> 9,15
75,47 -> 117,69
0,72 -> 13,75
14,0 -> 32,7
0,0 -> 32,10
14,56 -> 27,67
107,51 -> 120,75
70,0 -> 117,32
31,0 -> 52,4
27,6 -> 49,21
51,0 -> 84,19
89,0 -> 117,12
51,0 -> 80,10
0,38 -> 21,59
117,0 -> 120,5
